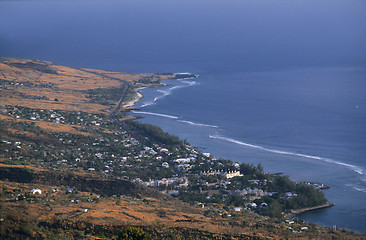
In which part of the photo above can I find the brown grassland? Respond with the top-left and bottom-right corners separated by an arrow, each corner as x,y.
0,58 -> 172,114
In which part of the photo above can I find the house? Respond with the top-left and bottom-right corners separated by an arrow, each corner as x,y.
234,207 -> 242,212
173,158 -> 191,164
162,162 -> 169,168
167,190 -> 179,195
249,202 -> 257,208
81,208 -> 88,213
224,170 -> 243,179
30,189 -> 42,195
66,188 -> 74,193
160,148 -> 169,153
260,203 -> 268,208
286,192 -> 297,198
201,170 -> 223,176
197,202 -> 205,208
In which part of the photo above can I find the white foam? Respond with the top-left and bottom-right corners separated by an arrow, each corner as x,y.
159,79 -> 198,96
346,184 -> 366,194
180,80 -> 198,86
155,86 -> 184,99
209,134 -> 364,175
178,120 -> 218,128
141,101 -> 155,107
140,79 -> 198,107
174,73 -> 198,79
175,72 -> 192,75
133,112 -> 219,130
132,111 -> 179,119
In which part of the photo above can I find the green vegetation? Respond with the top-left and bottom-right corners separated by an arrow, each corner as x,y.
84,86 -> 134,106
117,227 -> 151,240
124,120 -> 184,147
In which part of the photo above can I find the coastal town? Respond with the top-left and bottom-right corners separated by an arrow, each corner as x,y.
0,101 -> 330,222
2,58 -> 360,239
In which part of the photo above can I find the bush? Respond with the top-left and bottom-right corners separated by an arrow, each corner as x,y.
117,227 -> 151,240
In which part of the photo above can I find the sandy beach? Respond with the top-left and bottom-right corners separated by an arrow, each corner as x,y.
123,87 -> 146,108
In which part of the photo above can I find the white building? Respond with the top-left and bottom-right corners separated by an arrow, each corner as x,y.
31,189 -> 42,195
224,170 -> 243,179
234,207 -> 242,212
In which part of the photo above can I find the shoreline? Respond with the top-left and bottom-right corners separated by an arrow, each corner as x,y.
122,87 -> 146,108
123,73 -> 198,109
285,202 -> 334,220
126,75 -> 339,229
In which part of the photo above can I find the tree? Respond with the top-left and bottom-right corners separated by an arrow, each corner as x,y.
266,200 -> 283,218
117,227 -> 151,240
256,163 -> 263,173
240,163 -> 257,176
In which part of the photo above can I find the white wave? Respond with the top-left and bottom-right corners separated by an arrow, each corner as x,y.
180,80 -> 198,86
133,111 -> 219,130
132,111 -> 179,119
142,80 -> 198,106
360,176 -> 366,183
169,85 -> 186,91
157,85 -> 185,97
141,101 -> 155,107
158,79 -> 198,96
209,134 -> 364,175
346,184 -> 366,194
175,72 -> 192,75
157,89 -> 170,96
178,120 -> 218,128
174,73 -> 198,79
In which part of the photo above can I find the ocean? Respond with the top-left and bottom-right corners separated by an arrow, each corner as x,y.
1,0 -> 365,233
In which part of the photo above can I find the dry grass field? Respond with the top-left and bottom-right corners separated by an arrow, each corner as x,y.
0,171 -> 281,239
0,58 -> 172,114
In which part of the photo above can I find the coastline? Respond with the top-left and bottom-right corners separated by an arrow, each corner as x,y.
285,202 -> 335,220
123,87 -> 146,108
126,75 -> 339,229
1,58 -> 363,236
123,73 -> 198,109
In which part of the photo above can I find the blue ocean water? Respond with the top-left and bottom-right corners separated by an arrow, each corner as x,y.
132,68 -> 366,232
1,0 -> 366,233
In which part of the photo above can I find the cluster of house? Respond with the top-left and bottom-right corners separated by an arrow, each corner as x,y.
27,188 -> 90,213
285,220 -> 310,233
231,188 -> 272,197
200,169 -> 243,179
1,105 -> 106,126
134,176 -> 189,189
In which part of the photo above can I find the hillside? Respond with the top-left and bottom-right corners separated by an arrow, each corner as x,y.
0,58 -> 364,239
